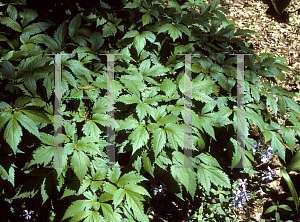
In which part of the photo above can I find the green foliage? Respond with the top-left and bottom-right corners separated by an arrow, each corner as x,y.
0,0 -> 299,221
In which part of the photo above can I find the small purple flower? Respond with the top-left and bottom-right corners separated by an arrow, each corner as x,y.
262,172 -> 274,183
267,166 -> 275,177
261,154 -> 268,163
261,147 -> 274,163
230,179 -> 250,211
251,142 -> 261,154
239,178 -> 247,190
259,187 -> 265,196
23,210 -> 31,220
150,183 -> 167,195
267,147 -> 273,153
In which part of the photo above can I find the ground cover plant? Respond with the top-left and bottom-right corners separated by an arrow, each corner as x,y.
0,0 -> 300,221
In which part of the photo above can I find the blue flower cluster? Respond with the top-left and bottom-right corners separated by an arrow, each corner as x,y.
230,143 -> 276,211
260,147 -> 274,163
262,166 -> 276,183
250,141 -> 261,154
229,179 -> 251,211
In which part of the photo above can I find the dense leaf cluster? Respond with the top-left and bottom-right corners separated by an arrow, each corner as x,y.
0,0 -> 299,221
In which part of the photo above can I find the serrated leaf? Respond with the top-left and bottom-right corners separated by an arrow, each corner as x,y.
277,95 -> 286,116
113,188 -> 126,207
19,8 -> 38,27
62,69 -> 78,89
100,202 -> 122,222
4,115 -> 22,154
250,84 -> 260,102
63,59 -> 92,81
151,128 -> 166,157
62,200 -> 87,220
266,93 -> 278,116
0,34 -> 8,41
176,24 -> 191,37
41,177 -> 50,204
160,78 -> 177,98
0,17 -> 22,32
170,151 -> 196,197
197,164 -> 231,193
71,150 -> 90,182
90,31 -> 104,53
197,114 -> 216,141
262,57 -> 275,66
158,24 -> 182,42
142,13 -> 152,26
99,192 -> 114,203
143,63 -> 169,77
0,165 -> 15,186
77,137 -> 99,155
132,156 -> 142,173
268,66 -> 285,80
103,22 -> 117,37
20,32 -> 30,44
29,146 -> 55,168
197,153 -> 222,168
23,22 -> 51,35
7,4 -> 18,21
69,14 -> 81,37
108,166 -> 121,184
92,113 -> 107,127
142,151 -> 154,177
285,96 -> 300,113
143,31 -> 155,43
23,72 -> 36,95
40,34 -> 59,50
116,171 -> 147,187
82,120 -> 101,141
213,9 -> 228,21
125,184 -> 151,198
100,0 -> 111,9
133,34 -> 146,55
0,60 -> 16,79
124,189 -> 149,222
124,1 -> 141,8
286,149 -> 300,172
61,188 -> 77,199
92,99 -> 107,114
14,112 -> 41,140
280,126 -> 296,154
271,132 -> 285,162
136,102 -> 151,121
234,28 -> 257,38
210,0 -> 220,10
53,21 -> 67,49
128,125 -> 149,155
123,30 -> 139,39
